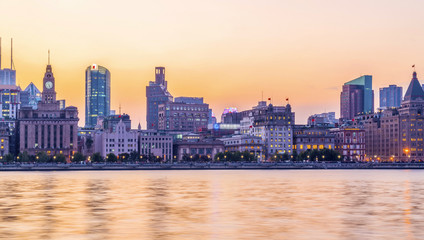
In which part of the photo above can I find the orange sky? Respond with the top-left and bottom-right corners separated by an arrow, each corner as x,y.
1,0 -> 424,128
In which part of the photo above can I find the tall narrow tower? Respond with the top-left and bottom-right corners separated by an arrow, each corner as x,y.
85,64 -> 111,128
42,52 -> 57,104
146,67 -> 173,129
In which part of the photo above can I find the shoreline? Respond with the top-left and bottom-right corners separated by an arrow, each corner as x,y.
1,163 -> 424,171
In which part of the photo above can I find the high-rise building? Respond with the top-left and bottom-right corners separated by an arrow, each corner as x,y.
340,75 -> 374,120
18,62 -> 79,157
85,64 -> 111,128
380,85 -> 402,109
158,98 -> 209,132
358,71 -> 424,162
0,38 -> 20,119
146,67 -> 173,129
0,38 -> 16,86
0,85 -> 20,119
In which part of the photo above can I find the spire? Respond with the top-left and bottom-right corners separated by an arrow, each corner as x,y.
138,122 -> 141,130
48,49 -> 50,65
403,71 -> 424,101
10,38 -> 13,70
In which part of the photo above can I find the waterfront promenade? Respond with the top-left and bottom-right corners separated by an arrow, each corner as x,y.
0,162 -> 424,171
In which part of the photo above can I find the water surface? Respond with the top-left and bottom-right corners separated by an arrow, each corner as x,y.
0,170 -> 422,239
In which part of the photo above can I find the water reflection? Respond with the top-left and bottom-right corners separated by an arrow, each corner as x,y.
85,179 -> 110,239
0,170 -> 423,239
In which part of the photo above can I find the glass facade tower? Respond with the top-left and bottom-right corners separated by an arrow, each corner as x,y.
85,64 -> 110,128
379,85 -> 402,109
340,75 -> 374,120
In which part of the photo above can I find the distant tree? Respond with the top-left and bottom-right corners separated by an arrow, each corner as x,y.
3,153 -> 14,163
91,152 -> 103,163
292,150 -> 298,161
214,152 -> 225,162
119,153 -> 130,162
18,151 -> 31,163
182,153 -> 191,162
36,152 -> 49,163
200,155 -> 210,162
55,154 -> 67,163
129,151 -> 139,161
72,152 -> 85,163
106,153 -> 117,163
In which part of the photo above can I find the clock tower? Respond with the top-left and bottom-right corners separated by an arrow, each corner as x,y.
42,64 -> 57,104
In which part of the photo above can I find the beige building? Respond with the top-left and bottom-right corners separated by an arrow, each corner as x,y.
18,64 -> 78,158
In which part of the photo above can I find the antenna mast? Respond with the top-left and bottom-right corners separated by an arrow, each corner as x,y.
0,37 -> 2,69
10,38 -> 13,70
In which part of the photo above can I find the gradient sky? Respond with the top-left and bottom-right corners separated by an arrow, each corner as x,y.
1,0 -> 424,128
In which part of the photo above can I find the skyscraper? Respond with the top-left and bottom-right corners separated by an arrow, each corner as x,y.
379,85 -> 402,109
146,67 -> 173,129
85,64 -> 110,128
359,71 -> 424,162
340,75 -> 374,120
0,38 -> 16,85
0,38 -> 19,119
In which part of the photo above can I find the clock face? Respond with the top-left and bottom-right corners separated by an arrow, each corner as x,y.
45,81 -> 53,89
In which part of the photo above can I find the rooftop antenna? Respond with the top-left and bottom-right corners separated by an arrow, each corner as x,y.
10,38 -> 13,70
119,103 -> 122,115
261,90 -> 263,101
0,37 -> 2,69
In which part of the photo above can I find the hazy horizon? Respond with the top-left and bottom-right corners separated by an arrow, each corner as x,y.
1,0 -> 424,128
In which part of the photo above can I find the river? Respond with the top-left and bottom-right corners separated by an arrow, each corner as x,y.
0,170 -> 422,239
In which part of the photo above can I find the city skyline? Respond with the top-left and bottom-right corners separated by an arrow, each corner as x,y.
2,0 -> 424,127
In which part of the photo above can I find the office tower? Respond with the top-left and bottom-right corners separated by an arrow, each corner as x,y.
158,97 -> 210,132
359,71 -> 424,162
380,85 -> 402,109
19,61 -> 79,157
0,38 -> 19,119
340,75 -> 374,120
146,67 -> 173,129
0,38 -> 16,85
85,64 -> 111,128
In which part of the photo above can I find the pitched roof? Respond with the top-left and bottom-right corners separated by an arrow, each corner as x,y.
24,82 -> 41,95
404,72 -> 424,101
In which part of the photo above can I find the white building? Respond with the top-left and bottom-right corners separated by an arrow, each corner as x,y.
220,134 -> 263,162
240,116 -> 254,135
139,130 -> 173,161
253,125 -> 293,156
95,120 -> 138,157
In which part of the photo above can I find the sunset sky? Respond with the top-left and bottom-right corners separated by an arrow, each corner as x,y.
1,0 -> 424,128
